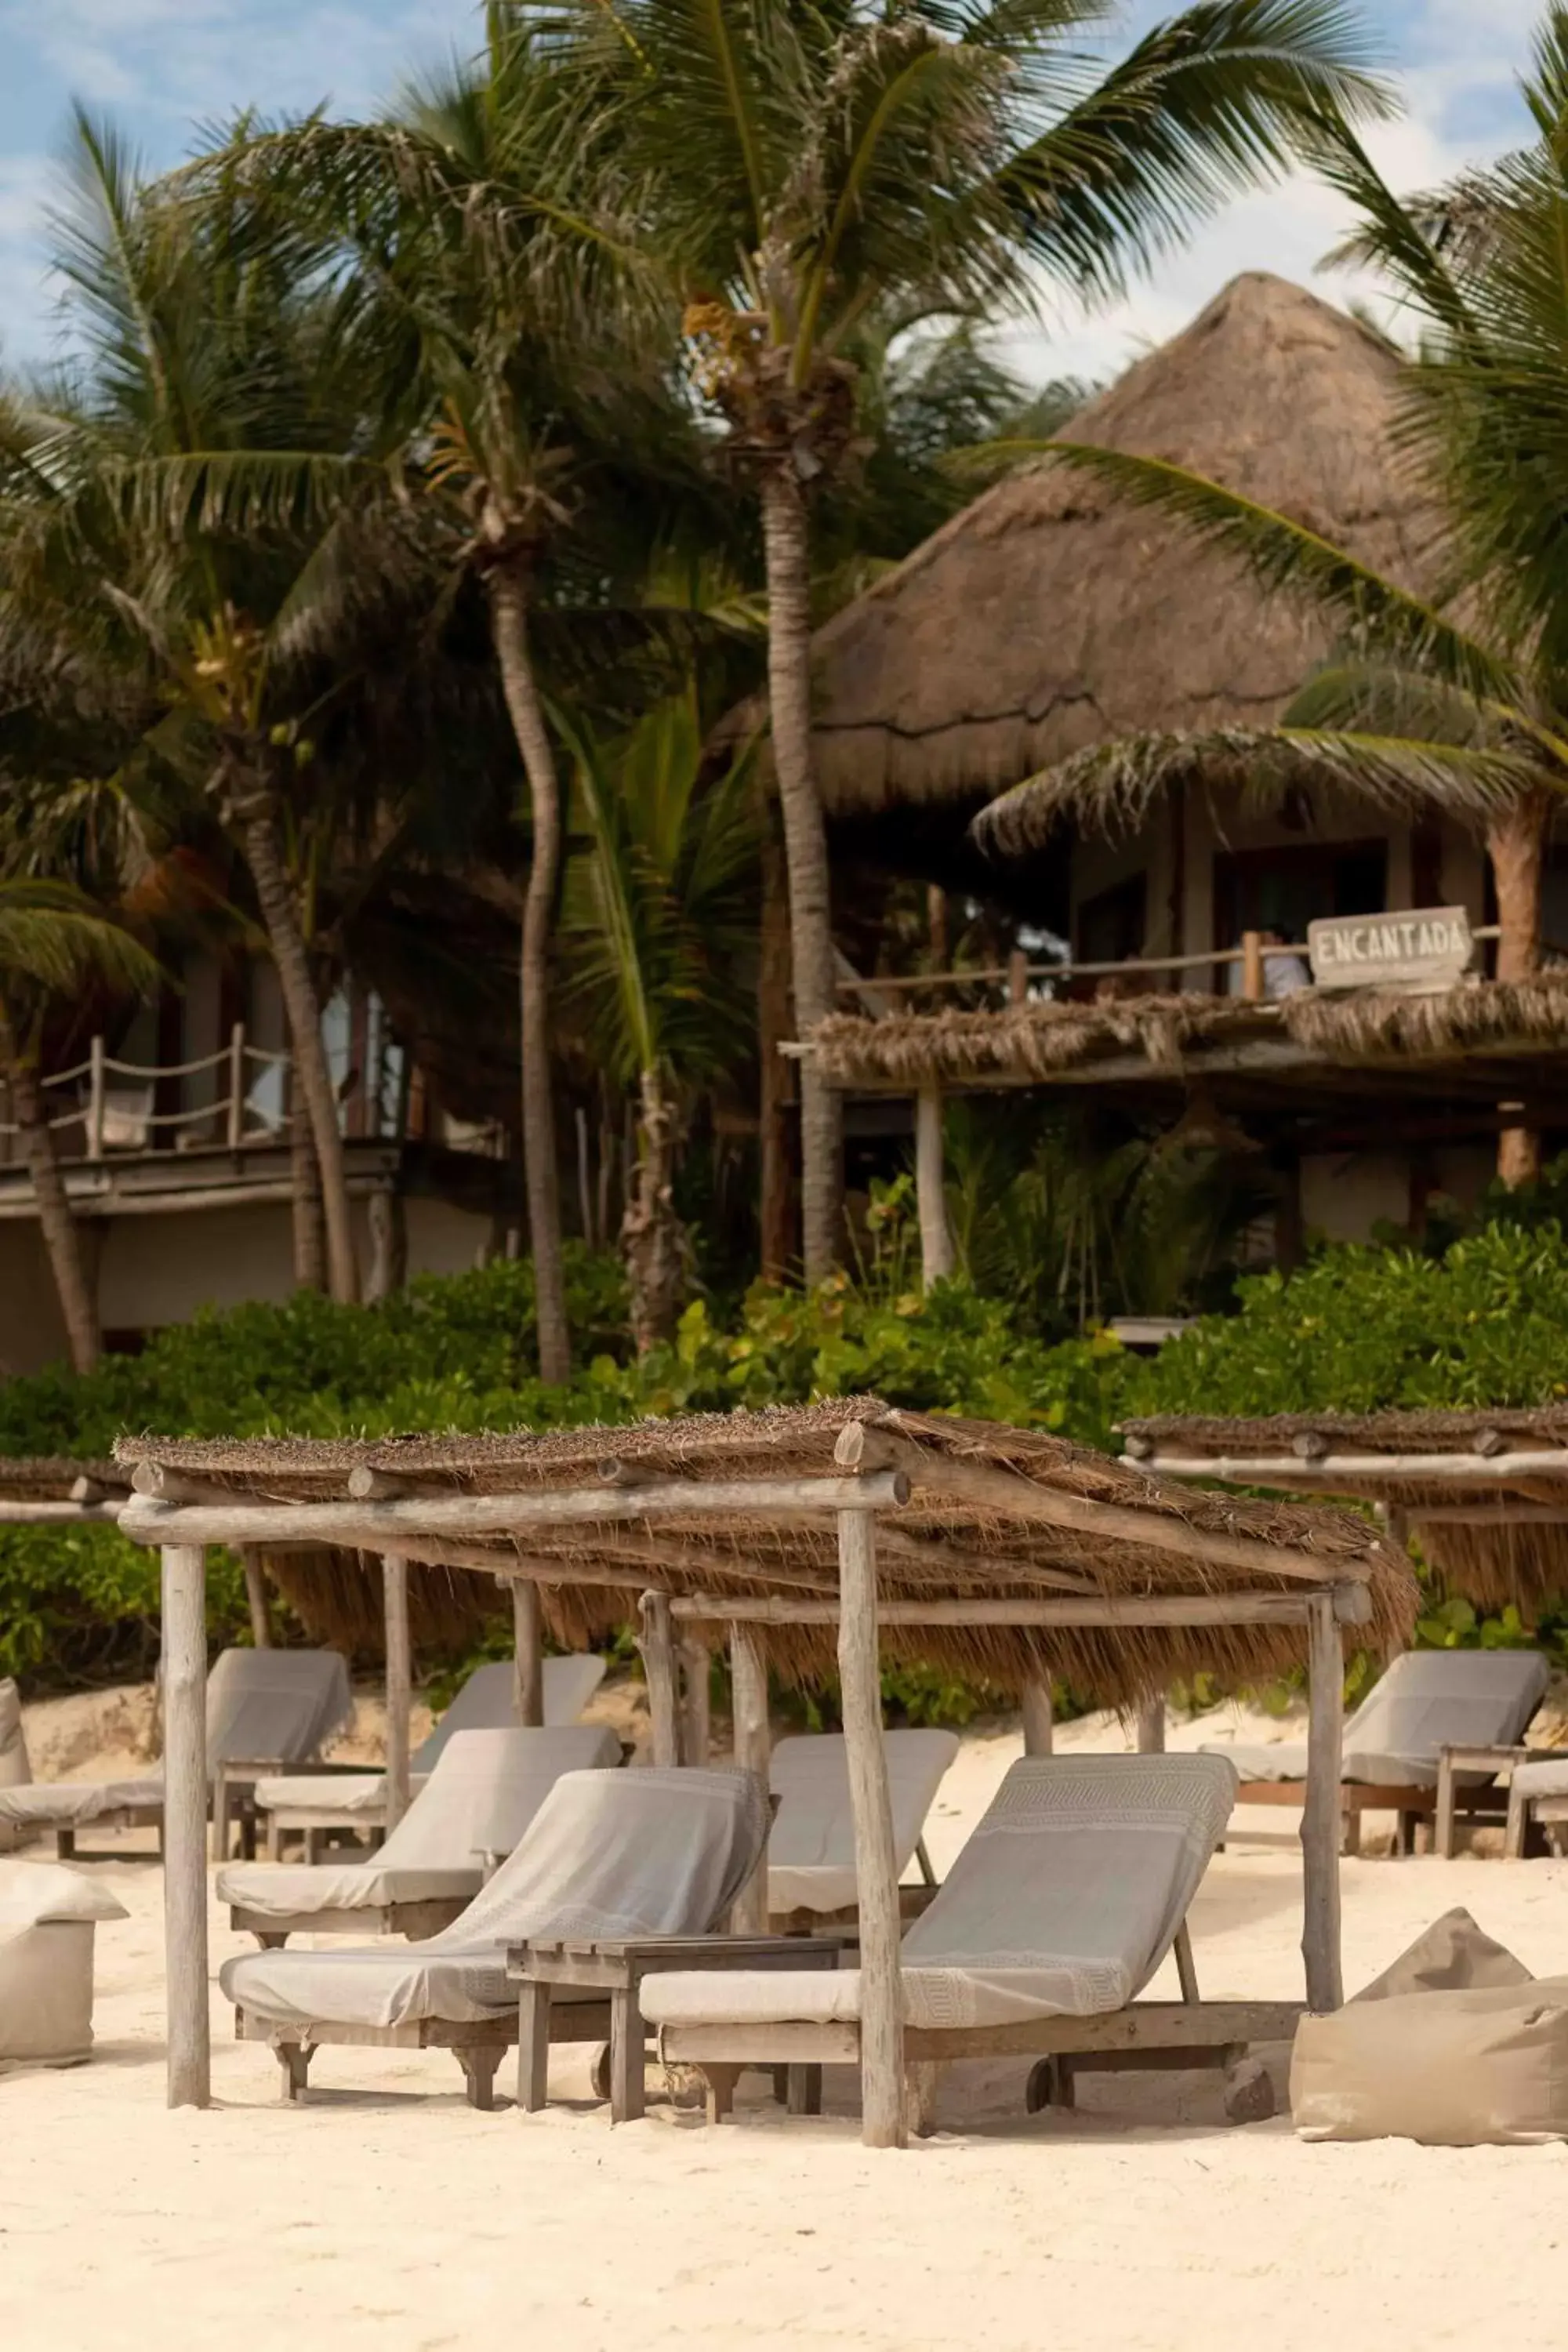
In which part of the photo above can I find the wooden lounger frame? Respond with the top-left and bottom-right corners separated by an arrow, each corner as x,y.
230,1896 -> 473,1948
236,2000 -> 598,2111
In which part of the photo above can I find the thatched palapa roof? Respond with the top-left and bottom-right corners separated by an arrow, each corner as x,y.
722,273 -> 1439,819
116,1401 -> 1413,1702
0,1457 -> 128,1504
804,974 -> 1568,1120
1121,1408 -> 1568,1614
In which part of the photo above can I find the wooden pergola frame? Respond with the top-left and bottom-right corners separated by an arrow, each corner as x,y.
113,1422 -> 1375,2150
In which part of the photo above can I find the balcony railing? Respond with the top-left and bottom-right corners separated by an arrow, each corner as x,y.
0,1025 -> 507,1170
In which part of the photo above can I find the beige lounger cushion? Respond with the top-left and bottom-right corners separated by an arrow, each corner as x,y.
1292,1977 -> 1568,2143
0,1681 -> 26,1853
1203,1650 -> 1550,1788
0,1861 -> 129,2068
644,1753 -> 1236,2033
220,1765 -> 769,2029
1510,1756 -> 1568,1802
1354,1907 -> 1532,2004
251,1653 -> 608,1820
220,1726 -> 620,1918
0,1646 -> 353,1834
767,1730 -> 959,1916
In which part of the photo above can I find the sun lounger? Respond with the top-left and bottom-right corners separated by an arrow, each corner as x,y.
642,1754 -> 1299,2128
1201,1650 -> 1551,1854
252,1654 -> 608,1854
220,1725 -> 622,1944
0,1649 -> 352,1860
0,1861 -> 129,2070
1503,1755 -> 1568,1857
766,1730 -> 959,1929
222,1763 -> 770,2106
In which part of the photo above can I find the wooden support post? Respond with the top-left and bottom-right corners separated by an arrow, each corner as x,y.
162,1544 -> 210,2110
639,1592 -> 681,1768
914,1084 -> 954,1291
678,1639 -> 711,1766
837,1508 -> 905,2151
512,1580 -> 544,1727
241,1548 -> 270,1649
1301,1592 -> 1345,2013
1021,1677 -> 1054,1756
1241,929 -> 1265,1001
86,1036 -> 106,1161
728,1621 -> 771,1935
226,1022 -> 246,1149
383,1555 -> 412,1834
1007,949 -> 1029,1005
1136,1696 -> 1166,1754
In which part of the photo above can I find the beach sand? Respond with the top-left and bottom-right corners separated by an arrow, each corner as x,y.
5,1691 -> 1568,2350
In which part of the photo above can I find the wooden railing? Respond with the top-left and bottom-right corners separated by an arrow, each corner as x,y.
836,926 -> 1510,1012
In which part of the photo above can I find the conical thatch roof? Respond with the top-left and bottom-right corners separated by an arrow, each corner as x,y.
743,272 -> 1439,820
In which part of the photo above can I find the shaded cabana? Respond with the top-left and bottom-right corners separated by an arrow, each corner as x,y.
1120,1406 -> 1568,1617
113,1401 -> 1411,2146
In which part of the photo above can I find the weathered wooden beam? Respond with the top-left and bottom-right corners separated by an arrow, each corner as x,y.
678,1639 -> 711,1767
0,1499 -> 122,1524
1301,1592 -> 1345,2014
837,1508 -> 905,2151
1021,1678 -> 1054,1756
383,1555 -> 412,1832
874,1524 -> 1099,1595
669,1593 -> 1319,1627
241,1548 -> 271,1649
118,1470 -> 912,1550
132,1462 -> 251,1506
1406,1503 -> 1568,1525
1136,1697 -> 1167,1754
512,1581 -> 544,1726
1134,1448 -> 1568,1486
638,1591 -> 681,1769
728,1621 -> 771,1936
162,1544 -> 210,2109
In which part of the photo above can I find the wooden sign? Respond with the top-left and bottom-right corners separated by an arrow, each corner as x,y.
1307,906 -> 1474,992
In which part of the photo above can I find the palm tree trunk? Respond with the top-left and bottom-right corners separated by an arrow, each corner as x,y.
289,1062 -> 327,1292
486,562 -> 571,1386
758,465 -> 842,1285
11,1063 -> 98,1374
241,804 -> 359,1303
621,1068 -> 685,1352
757,818 -> 797,1282
1490,789 -> 1548,1186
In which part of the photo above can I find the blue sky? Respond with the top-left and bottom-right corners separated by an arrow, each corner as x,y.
0,0 -> 1548,375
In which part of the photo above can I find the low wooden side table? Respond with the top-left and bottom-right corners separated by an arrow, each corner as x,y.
1433,1743 -> 1537,1857
510,1934 -> 846,2123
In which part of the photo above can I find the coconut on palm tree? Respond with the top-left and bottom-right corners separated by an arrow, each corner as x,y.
545,0 -> 1393,1281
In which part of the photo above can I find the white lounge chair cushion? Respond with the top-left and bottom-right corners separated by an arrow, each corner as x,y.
250,1771 -> 411,1817
1510,1756 -> 1568,1801
0,1777 -> 165,1828
0,1679 -> 27,1788
767,1730 -> 959,1916
220,1765 -> 768,2030
1203,1650 -> 1550,1788
220,1726 -> 620,1918
0,1863 -> 129,2069
644,1754 -> 1236,2033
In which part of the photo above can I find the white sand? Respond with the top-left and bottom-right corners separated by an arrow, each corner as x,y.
6,1698 -> 1568,2350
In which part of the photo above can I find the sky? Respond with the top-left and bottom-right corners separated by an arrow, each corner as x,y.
0,0 -> 1550,379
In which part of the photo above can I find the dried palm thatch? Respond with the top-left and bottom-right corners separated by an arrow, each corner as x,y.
714,273 -> 1442,817
805,973 -> 1568,1099
1122,1408 -> 1568,1613
115,1401 -> 1412,1704
0,1457 -> 126,1502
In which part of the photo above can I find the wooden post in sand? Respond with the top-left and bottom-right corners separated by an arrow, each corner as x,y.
728,1622 -> 771,1933
512,1581 -> 544,1726
1301,1592 -> 1345,2012
837,1508 -> 906,2150
1135,1697 -> 1166,1753
383,1555 -> 412,1833
678,1639 -> 711,1766
241,1548 -> 271,1647
639,1592 -> 681,1768
1021,1677 -> 1054,1755
162,1543 -> 210,2109
915,1084 -> 954,1291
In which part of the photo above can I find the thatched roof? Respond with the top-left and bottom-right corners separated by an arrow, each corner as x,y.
0,1457 -> 128,1502
804,975 -> 1568,1120
720,273 -> 1439,818
1120,1409 -> 1568,1615
115,1401 -> 1412,1702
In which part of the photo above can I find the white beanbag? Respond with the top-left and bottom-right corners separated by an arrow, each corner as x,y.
0,1862 -> 129,2069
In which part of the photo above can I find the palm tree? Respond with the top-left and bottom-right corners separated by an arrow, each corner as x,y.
997,74 -> 1568,1183
559,686 -> 760,1347
0,878 -> 158,1373
200,15 -> 711,1379
546,0 -> 1392,1282
0,114 -> 416,1304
